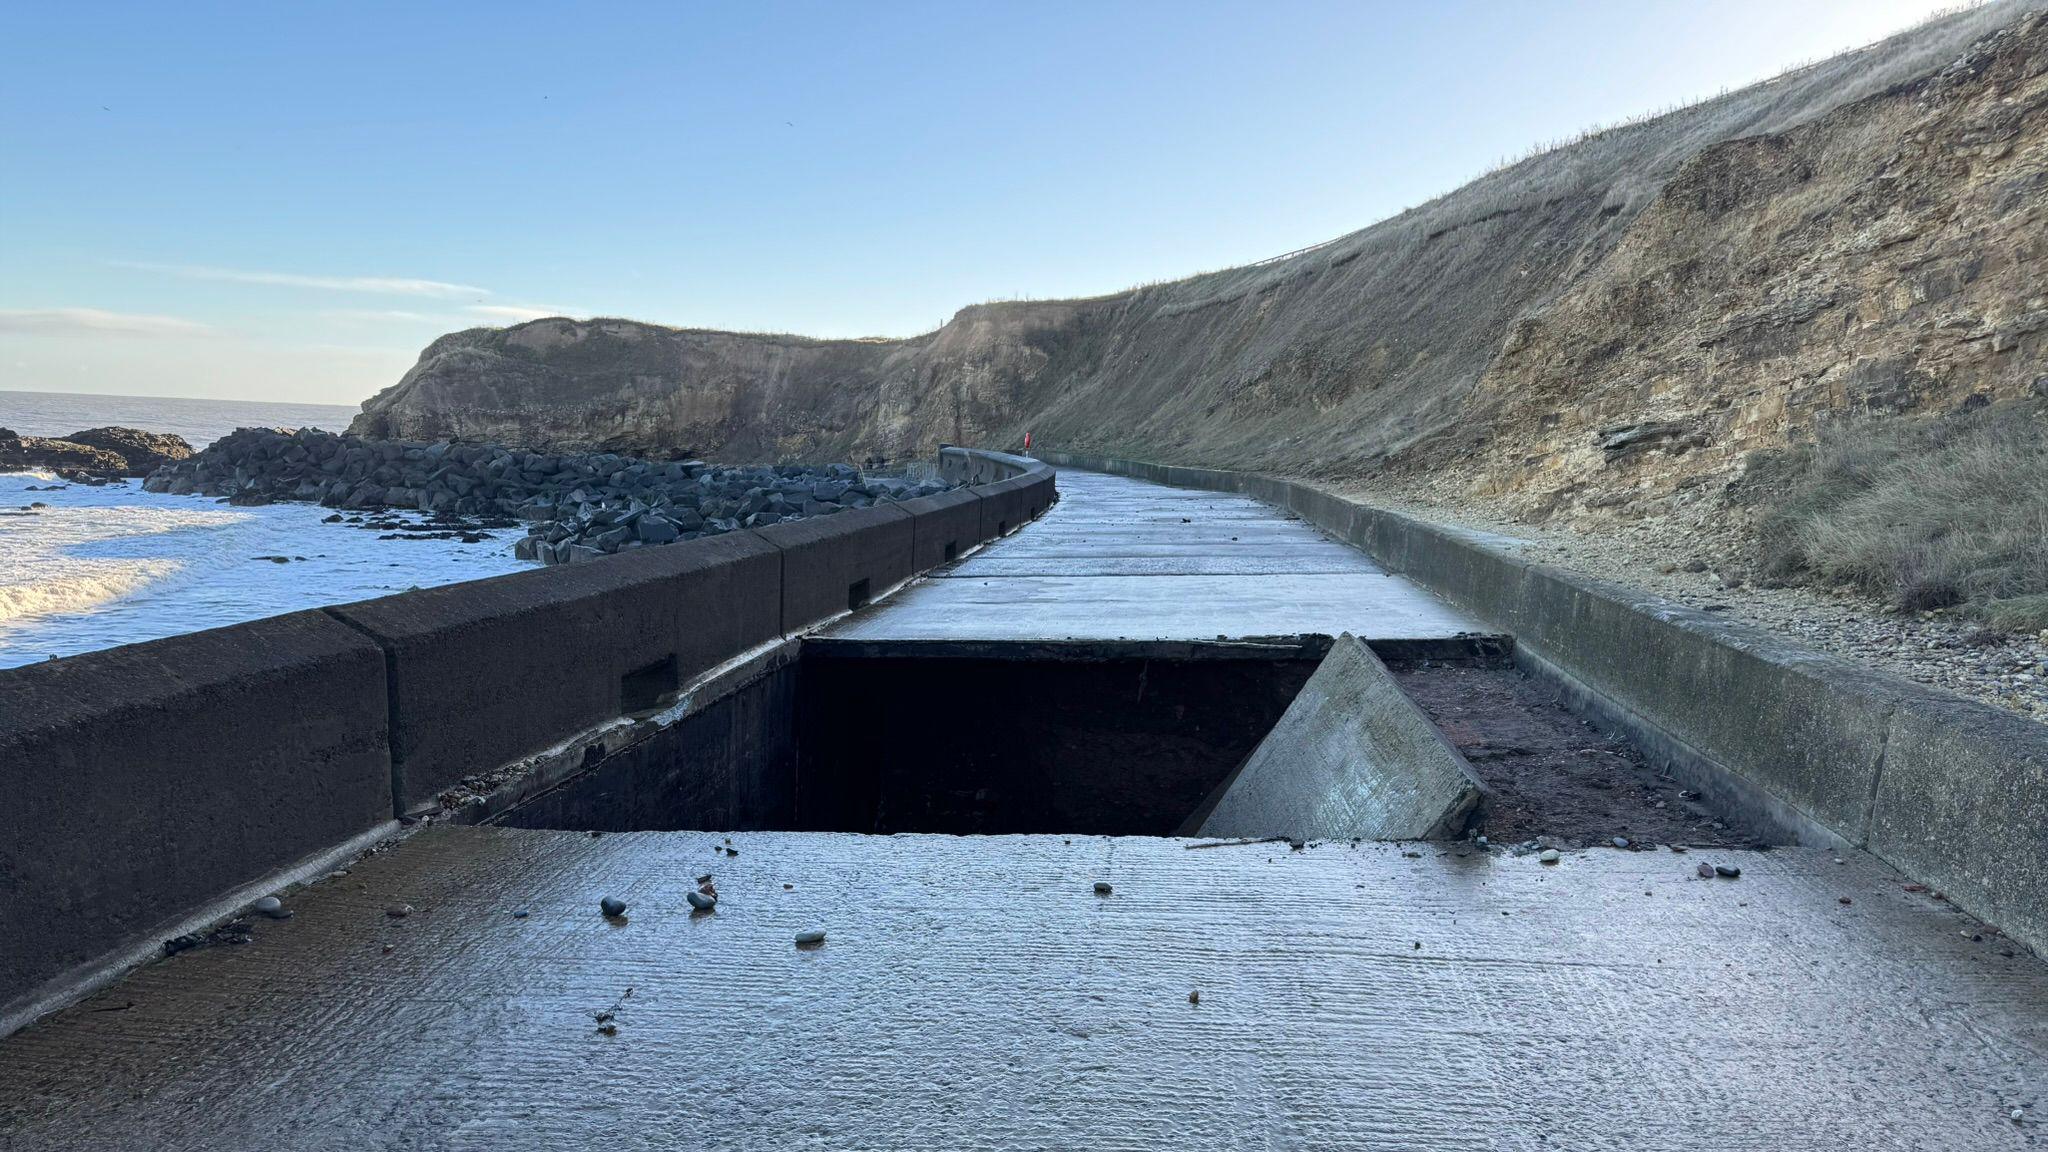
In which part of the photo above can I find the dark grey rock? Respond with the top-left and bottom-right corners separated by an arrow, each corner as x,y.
600,896 -> 627,917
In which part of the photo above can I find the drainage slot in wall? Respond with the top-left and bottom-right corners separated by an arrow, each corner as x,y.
847,578 -> 872,612
620,654 -> 679,714
942,541 -> 958,562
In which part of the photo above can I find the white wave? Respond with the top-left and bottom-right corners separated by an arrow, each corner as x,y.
0,496 -> 244,626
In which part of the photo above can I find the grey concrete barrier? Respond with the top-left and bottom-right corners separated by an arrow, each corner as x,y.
0,611 -> 391,1015
938,446 -> 1045,485
1199,633 -> 1482,841
973,475 -> 1036,539
330,532 -> 781,812
1037,448 -> 2048,956
1870,695 -> 2048,955
900,489 -> 983,569
755,503 -> 915,632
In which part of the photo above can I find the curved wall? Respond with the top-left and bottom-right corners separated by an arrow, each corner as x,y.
0,449 -> 1055,1027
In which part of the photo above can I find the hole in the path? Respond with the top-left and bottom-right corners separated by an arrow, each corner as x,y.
499,640 -> 1324,835
492,638 -> 1777,848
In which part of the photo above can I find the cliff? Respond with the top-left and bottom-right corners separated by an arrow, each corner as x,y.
354,2 -> 2047,522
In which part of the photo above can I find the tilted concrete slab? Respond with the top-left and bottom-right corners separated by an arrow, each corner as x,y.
1,826 -> 2042,1149
1199,633 -> 1483,840
831,470 -> 1481,642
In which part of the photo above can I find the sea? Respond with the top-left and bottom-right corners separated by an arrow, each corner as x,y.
0,390 -> 532,669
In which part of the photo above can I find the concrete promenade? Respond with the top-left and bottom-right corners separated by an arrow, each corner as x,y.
830,469 -> 1480,642
1,468 -> 2044,1150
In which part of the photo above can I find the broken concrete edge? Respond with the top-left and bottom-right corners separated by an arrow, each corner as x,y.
0,446 -> 1060,1031
1040,449 -> 2048,957
1197,634 -> 1483,842
441,636 -> 807,828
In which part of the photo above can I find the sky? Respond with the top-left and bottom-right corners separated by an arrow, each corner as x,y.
0,1 -> 1979,405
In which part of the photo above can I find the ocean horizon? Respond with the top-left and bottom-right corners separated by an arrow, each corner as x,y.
0,388 -> 360,450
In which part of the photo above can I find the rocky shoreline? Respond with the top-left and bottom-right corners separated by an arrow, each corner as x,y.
142,427 -> 958,565
0,426 -> 194,480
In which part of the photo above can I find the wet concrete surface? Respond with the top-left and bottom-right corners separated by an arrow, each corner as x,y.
2,825 -> 2043,1150
831,470 -> 1482,641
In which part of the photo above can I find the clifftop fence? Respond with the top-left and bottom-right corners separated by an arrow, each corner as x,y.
1039,449 -> 2048,959
0,448 -> 1053,1031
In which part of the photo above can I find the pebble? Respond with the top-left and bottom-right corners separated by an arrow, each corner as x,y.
1838,897 -> 1853,905
1188,990 -> 1200,1005
1475,836 -> 1489,847
512,910 -> 529,919
385,904 -> 413,919
686,890 -> 716,911
600,896 -> 627,918
1539,849 -> 1560,864
1715,864 -> 1741,879
252,896 -> 290,919
794,929 -> 826,946
1612,837 -> 1630,849
1696,863 -> 1716,879
2014,1107 -> 2025,1122
1092,882 -> 1113,895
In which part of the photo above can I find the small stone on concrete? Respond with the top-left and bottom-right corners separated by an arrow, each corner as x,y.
685,890 -> 716,911
386,904 -> 413,919
1612,837 -> 1630,849
1539,849 -> 1560,864
1696,864 -> 1716,879
1188,990 -> 1200,1005
1838,897 -> 1853,905
600,896 -> 627,918
794,929 -> 826,946
1093,881 -> 1113,895
252,896 -> 289,919
512,910 -> 529,919
1714,864 -> 1741,879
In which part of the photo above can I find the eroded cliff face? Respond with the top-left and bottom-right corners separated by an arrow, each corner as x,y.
356,4 -> 2046,521
1436,10 -> 2048,523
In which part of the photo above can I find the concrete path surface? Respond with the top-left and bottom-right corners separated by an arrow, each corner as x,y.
1,826 -> 2042,1150
830,469 -> 1481,642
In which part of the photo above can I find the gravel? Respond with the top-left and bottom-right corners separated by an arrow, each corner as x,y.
1342,485 -> 2048,725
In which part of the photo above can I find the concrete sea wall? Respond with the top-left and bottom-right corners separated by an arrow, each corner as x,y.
0,448 -> 1053,1029
1039,450 -> 2048,958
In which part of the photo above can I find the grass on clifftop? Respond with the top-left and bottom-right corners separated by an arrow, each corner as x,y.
1748,399 -> 2048,631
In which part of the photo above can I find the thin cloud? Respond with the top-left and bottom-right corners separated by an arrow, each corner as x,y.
113,260 -> 489,299
466,303 -> 583,322
0,308 -> 212,338
319,308 -> 446,323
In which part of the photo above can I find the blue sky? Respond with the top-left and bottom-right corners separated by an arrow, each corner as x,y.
1,1 -> 1967,404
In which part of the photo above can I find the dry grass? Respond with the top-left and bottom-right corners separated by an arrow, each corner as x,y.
1749,401 -> 2048,628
